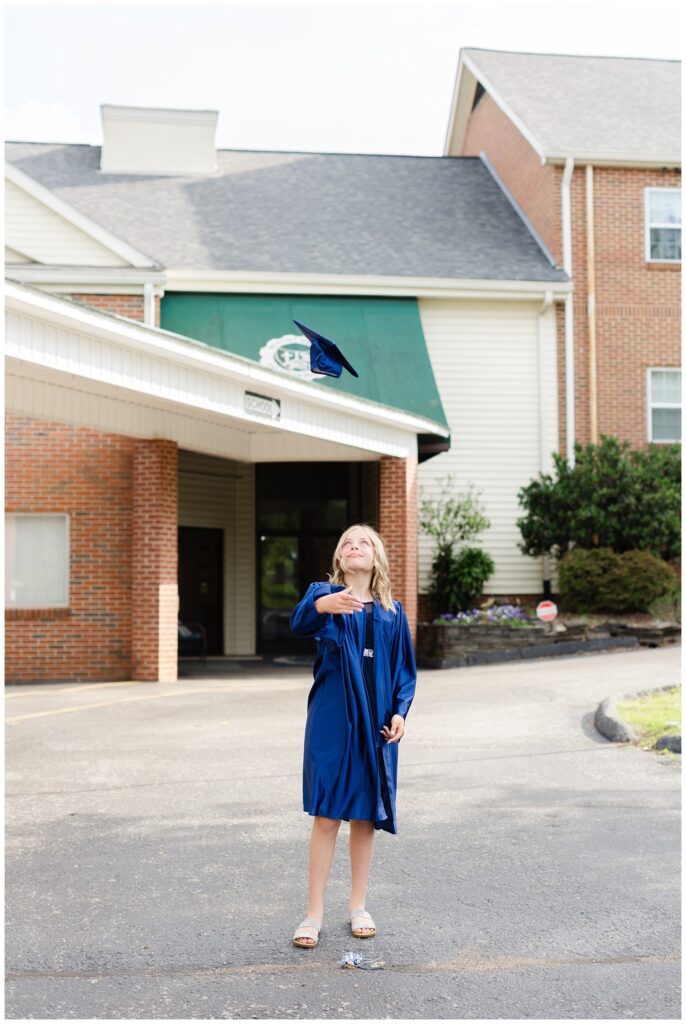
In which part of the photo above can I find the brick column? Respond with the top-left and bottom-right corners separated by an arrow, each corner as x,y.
131,439 -> 178,682
379,454 -> 418,641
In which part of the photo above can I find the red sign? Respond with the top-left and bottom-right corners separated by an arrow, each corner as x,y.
536,600 -> 558,622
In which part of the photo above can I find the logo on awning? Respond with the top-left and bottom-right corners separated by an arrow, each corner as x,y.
258,335 -> 322,381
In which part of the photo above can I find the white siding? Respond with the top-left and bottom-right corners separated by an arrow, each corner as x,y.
178,450 -> 255,655
5,179 -> 130,267
418,299 -> 558,595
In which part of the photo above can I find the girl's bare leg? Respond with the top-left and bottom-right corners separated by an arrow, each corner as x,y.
348,819 -> 375,932
299,815 -> 341,944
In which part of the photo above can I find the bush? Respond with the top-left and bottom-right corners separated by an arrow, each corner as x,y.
517,435 -> 681,562
429,546 -> 494,614
557,547 -> 677,613
420,477 -> 494,614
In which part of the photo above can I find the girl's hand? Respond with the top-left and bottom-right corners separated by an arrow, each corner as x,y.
314,587 -> 365,615
381,715 -> 405,744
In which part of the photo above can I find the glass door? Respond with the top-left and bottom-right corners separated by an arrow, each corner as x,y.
259,535 -> 300,652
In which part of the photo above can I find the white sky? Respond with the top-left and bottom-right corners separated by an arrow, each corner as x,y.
3,0 -> 684,156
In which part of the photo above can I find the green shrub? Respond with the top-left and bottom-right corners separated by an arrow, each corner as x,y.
517,435 -> 681,561
429,546 -> 494,615
558,547 -> 677,613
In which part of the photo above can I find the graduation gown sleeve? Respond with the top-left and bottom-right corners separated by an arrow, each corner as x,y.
390,600 -> 417,720
289,581 -> 343,646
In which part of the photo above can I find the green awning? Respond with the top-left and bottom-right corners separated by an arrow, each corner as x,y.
160,293 -> 450,437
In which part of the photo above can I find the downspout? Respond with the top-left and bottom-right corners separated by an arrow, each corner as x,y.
538,289 -> 554,598
586,163 -> 598,443
561,156 -> 575,465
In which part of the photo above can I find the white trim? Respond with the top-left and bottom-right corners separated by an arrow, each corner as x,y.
443,56 -> 477,155
5,266 -> 167,287
647,367 -> 682,444
644,187 -> 682,264
4,281 -> 449,439
546,155 -> 681,168
5,264 -> 571,300
164,268 -> 571,301
5,162 -> 160,269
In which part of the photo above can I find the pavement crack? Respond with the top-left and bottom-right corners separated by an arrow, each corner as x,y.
6,951 -> 680,981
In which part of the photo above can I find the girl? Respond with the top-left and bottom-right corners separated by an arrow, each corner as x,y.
289,523 -> 417,949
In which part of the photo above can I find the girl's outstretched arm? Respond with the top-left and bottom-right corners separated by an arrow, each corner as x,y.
390,600 -> 417,721
289,582 -> 344,643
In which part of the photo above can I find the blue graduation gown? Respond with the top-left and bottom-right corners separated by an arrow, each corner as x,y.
290,582 -> 417,835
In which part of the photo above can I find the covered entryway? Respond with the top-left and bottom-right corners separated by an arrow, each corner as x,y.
5,283 -> 448,682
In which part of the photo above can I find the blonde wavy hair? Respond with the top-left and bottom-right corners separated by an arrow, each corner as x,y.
329,523 -> 396,613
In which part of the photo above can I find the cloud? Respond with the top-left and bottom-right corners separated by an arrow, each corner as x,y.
5,100 -> 99,145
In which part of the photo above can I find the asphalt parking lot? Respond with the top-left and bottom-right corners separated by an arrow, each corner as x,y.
5,645 -> 681,1019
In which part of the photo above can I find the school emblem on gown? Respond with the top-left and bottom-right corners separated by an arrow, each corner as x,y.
259,335 -> 322,382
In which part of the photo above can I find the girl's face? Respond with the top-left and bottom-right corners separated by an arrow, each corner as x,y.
339,529 -> 375,574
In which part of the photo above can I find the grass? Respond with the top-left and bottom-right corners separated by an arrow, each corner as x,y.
615,686 -> 681,757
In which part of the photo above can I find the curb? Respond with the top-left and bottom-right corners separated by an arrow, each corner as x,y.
594,683 -> 681,752
417,634 -> 639,670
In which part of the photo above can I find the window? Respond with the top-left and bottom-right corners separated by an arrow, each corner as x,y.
645,188 -> 681,262
5,514 -> 70,608
648,369 -> 681,443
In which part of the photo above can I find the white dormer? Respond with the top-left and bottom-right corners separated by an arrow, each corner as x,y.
100,104 -> 219,176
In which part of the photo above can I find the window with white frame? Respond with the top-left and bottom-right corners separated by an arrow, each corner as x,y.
5,514 -> 70,608
645,188 -> 681,262
648,368 -> 681,443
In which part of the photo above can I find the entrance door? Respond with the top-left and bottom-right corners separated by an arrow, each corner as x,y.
178,527 -> 224,656
255,462 -> 377,654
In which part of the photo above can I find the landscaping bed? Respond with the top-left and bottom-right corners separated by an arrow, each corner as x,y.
417,604 -> 680,669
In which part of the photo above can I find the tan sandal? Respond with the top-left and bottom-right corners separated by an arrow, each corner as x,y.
292,916 -> 322,948
350,907 -> 376,938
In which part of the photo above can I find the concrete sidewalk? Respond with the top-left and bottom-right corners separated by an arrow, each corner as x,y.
5,646 -> 681,1019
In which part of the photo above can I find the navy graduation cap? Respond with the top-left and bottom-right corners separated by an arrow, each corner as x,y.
293,319 -> 359,378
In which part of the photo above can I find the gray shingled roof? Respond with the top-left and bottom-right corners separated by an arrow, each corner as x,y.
463,49 -> 681,162
5,142 -> 567,282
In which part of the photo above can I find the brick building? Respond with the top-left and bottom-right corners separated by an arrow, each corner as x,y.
445,48 -> 681,453
5,49 -> 680,683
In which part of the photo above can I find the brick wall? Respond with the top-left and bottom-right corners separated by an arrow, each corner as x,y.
379,455 -> 418,640
131,440 -> 179,682
462,94 -> 681,452
577,167 -> 681,447
5,418 -> 178,683
70,293 -> 161,326
5,415 -> 135,682
462,93 -> 563,262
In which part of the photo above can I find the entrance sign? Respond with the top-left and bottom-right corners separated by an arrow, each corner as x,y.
244,391 -> 281,421
536,600 -> 558,622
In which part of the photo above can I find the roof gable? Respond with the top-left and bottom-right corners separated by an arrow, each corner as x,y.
446,48 -> 681,165
5,162 -> 160,268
